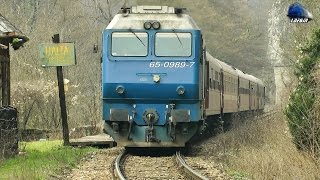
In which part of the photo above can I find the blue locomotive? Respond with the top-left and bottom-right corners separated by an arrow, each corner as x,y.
102,6 -> 265,147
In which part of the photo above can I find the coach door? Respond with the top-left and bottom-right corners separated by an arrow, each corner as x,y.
237,77 -> 240,111
220,71 -> 224,114
257,86 -> 260,109
249,81 -> 252,110
205,61 -> 209,109
250,82 -> 256,110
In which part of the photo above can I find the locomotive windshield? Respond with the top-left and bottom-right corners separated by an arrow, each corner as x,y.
111,32 -> 148,56
155,32 -> 192,57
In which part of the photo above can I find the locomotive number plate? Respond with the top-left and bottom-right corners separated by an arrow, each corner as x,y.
149,62 -> 195,68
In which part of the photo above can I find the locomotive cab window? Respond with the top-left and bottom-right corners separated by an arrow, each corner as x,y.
155,32 -> 192,57
111,32 -> 148,57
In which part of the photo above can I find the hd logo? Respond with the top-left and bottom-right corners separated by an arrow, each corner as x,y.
287,2 -> 313,23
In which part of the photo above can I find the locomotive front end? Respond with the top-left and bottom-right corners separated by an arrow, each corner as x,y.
102,6 -> 204,147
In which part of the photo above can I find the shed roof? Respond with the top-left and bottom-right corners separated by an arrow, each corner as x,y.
0,14 -> 22,33
0,13 -> 28,49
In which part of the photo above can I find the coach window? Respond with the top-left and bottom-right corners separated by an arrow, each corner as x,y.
155,32 -> 192,57
111,32 -> 148,56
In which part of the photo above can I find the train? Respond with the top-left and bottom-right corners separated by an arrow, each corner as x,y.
102,6 -> 265,147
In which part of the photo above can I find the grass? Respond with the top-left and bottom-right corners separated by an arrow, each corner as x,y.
230,112 -> 319,179
197,110 -> 320,179
0,140 -> 97,179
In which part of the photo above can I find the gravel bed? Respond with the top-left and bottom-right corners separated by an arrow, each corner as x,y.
61,137 -> 231,180
124,155 -> 185,180
62,146 -> 230,180
65,147 -> 123,180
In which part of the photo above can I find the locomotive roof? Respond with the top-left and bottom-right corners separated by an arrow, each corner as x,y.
107,6 -> 200,30
130,6 -> 176,14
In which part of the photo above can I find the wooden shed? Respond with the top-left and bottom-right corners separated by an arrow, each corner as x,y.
0,14 -> 28,106
0,13 -> 29,160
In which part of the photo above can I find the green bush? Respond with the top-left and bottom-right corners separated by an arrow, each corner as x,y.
285,29 -> 320,156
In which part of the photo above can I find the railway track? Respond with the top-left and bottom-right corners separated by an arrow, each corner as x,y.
114,150 -> 127,180
111,109 -> 264,180
113,150 -> 213,180
175,151 -> 209,180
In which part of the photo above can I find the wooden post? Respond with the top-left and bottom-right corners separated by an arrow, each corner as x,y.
0,39 -> 10,106
52,34 -> 70,146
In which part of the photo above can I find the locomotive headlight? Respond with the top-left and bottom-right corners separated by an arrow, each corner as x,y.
153,74 -> 161,83
116,85 -> 125,94
144,21 -> 152,30
176,86 -> 185,95
152,21 -> 161,30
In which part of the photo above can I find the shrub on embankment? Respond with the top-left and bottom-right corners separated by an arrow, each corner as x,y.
285,28 -> 320,157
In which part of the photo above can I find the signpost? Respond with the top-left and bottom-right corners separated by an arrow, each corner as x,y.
39,42 -> 76,67
39,34 -> 76,146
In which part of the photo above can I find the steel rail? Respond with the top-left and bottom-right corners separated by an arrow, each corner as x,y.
114,150 -> 127,180
175,151 -> 209,180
